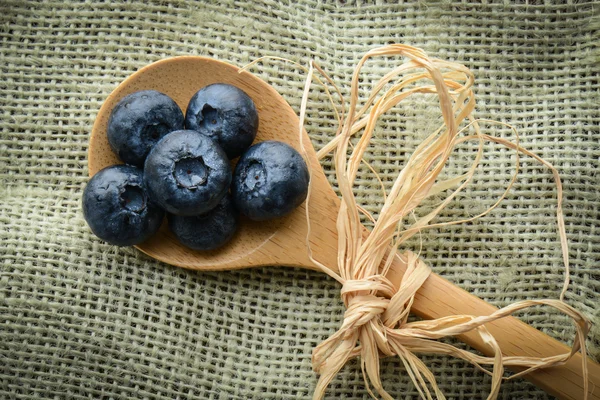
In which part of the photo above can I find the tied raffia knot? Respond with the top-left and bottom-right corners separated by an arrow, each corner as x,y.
312,253 -> 434,400
341,276 -> 392,323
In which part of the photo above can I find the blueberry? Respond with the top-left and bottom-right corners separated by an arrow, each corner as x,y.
185,83 -> 258,159
82,165 -> 164,246
168,194 -> 239,251
144,130 -> 231,216
107,90 -> 184,167
232,141 -> 309,221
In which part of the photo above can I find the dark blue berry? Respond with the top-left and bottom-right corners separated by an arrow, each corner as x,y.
107,90 -> 184,167
185,83 -> 258,159
232,141 -> 309,221
82,165 -> 164,246
168,194 -> 239,251
143,130 -> 231,216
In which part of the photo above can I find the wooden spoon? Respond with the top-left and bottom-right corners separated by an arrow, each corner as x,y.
89,56 -> 599,400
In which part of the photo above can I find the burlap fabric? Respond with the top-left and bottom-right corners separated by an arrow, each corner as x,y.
1,1 -> 598,399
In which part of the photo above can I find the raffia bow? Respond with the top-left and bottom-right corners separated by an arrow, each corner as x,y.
312,253 -> 434,399
292,44 -> 591,399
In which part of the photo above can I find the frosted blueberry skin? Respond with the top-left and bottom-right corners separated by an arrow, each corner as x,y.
143,130 -> 231,216
232,140 -> 309,221
107,90 -> 184,167
82,165 -> 164,246
168,194 -> 239,251
185,83 -> 258,159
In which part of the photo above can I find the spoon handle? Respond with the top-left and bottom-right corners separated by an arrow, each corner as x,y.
394,260 -> 600,400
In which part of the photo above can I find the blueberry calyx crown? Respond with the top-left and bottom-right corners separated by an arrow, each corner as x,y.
242,160 -> 266,193
173,156 -> 209,189
120,184 -> 146,213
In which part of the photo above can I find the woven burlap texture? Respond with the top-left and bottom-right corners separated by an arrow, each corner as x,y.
1,1 -> 598,399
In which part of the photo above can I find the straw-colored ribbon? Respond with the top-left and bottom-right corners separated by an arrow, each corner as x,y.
293,44 -> 591,399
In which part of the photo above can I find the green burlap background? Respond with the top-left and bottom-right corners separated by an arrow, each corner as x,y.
1,1 -> 599,399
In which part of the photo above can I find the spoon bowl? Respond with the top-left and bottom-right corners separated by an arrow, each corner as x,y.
89,57 -> 340,272
89,57 -> 599,400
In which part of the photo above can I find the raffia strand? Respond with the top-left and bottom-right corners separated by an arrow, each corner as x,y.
295,44 -> 591,400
